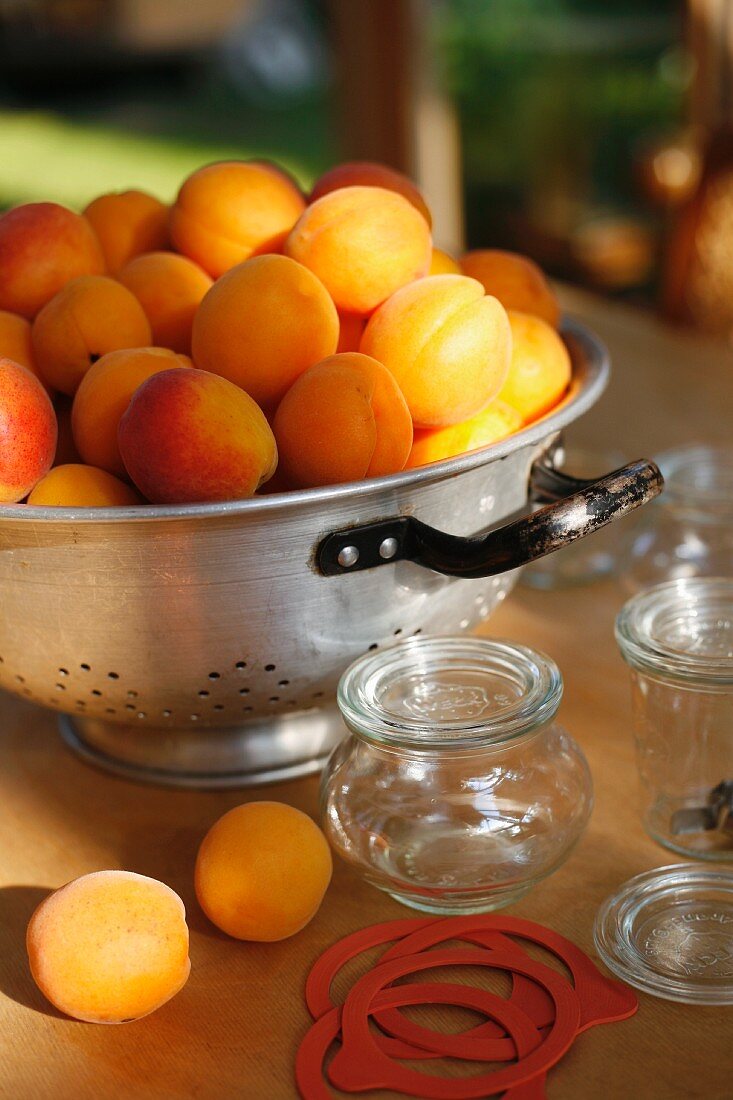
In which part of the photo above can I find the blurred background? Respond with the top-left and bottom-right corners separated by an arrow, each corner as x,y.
1,0 -> 730,328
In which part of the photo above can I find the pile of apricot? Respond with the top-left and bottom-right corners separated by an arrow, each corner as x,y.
0,161 -> 570,506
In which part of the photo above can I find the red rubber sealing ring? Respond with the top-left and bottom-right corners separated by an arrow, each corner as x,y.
305,917 -> 550,1062
329,948 -> 580,1099
295,980 -> 541,1100
378,914 -> 638,1056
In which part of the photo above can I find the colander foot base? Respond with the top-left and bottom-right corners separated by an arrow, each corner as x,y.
58,707 -> 346,789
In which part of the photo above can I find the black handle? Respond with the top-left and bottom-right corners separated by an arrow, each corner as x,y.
317,456 -> 663,578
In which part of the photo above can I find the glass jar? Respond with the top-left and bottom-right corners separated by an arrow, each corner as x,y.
321,636 -> 593,913
616,577 -> 733,859
623,444 -> 733,592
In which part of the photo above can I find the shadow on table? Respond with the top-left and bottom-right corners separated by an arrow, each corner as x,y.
0,885 -> 64,1017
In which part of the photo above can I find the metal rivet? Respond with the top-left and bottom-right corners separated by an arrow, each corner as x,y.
379,537 -> 399,560
337,545 -> 359,568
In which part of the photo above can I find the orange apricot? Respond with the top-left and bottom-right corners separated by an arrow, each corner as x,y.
460,249 -> 560,328
32,276 -> 152,396
0,358 -> 57,502
309,161 -> 432,226
407,399 -> 522,468
27,464 -> 143,507
336,311 -> 367,353
118,367 -> 277,503
83,190 -> 169,274
0,202 -> 105,318
0,309 -> 48,390
498,311 -> 572,424
273,352 -> 412,488
285,185 -> 432,314
26,870 -> 190,1023
429,247 -> 461,275
191,254 -> 338,412
195,802 -> 332,942
170,160 -> 306,278
72,347 -> 191,478
360,274 -> 511,427
118,252 -> 212,355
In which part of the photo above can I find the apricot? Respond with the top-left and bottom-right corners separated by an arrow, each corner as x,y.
460,250 -> 561,328
0,309 -> 47,390
32,276 -> 152,396
285,185 -> 432,314
429,247 -> 461,275
273,352 -> 412,488
309,161 -> 432,226
118,368 -> 277,504
73,347 -> 190,478
360,274 -> 512,427
336,311 -> 366,353
498,311 -> 572,424
26,870 -> 190,1023
83,190 -> 169,274
195,802 -> 332,942
0,202 -> 105,319
118,252 -> 212,355
191,255 -> 338,412
407,399 -> 522,468
170,160 -> 306,278
27,464 -> 143,507
0,358 -> 57,502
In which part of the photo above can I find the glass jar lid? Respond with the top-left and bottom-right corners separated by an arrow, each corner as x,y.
337,636 -> 563,750
616,577 -> 733,686
594,864 -> 733,1005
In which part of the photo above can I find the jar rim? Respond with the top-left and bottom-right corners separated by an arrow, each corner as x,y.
616,577 -> 733,685
337,636 -> 563,750
657,443 -> 733,513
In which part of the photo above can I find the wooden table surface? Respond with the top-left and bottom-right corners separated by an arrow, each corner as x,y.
1,290 -> 731,1099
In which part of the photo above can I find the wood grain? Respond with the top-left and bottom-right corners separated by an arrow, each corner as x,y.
1,291 -> 731,1099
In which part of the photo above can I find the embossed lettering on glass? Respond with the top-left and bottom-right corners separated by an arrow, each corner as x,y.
321,636 -> 593,913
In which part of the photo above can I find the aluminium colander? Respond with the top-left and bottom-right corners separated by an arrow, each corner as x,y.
0,319 -> 662,787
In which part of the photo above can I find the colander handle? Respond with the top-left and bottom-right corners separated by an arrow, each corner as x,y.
317,456 -> 663,578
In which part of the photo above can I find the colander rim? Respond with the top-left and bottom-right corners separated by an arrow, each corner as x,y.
0,316 -> 608,525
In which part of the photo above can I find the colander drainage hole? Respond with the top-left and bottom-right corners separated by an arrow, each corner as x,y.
208,672 -> 220,680
312,691 -> 324,699
80,663 -> 90,671
368,643 -> 378,651
265,663 -> 276,672
198,690 -> 209,698
125,704 -> 135,711
91,689 -> 102,697
278,679 -> 290,687
58,667 -> 68,676
235,661 -> 247,670
269,696 -> 279,703
127,690 -> 138,698
394,628 -> 402,635
76,700 -> 86,707
242,706 -> 253,713
106,708 -> 116,715
190,714 -> 200,721
107,671 -> 119,680
214,704 -> 224,711
55,683 -> 66,691
15,675 -> 25,684
162,709 -> 172,718
137,712 -> 146,720
239,687 -> 250,695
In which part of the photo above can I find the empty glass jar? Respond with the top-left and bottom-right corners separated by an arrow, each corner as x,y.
321,636 -> 593,913
623,444 -> 733,591
616,577 -> 733,858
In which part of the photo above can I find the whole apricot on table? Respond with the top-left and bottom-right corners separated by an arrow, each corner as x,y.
406,399 -> 522,468
498,311 -> 572,423
83,190 -> 169,274
27,464 -> 143,507
360,274 -> 511,428
460,249 -> 560,328
309,161 -> 432,226
0,309 -> 48,390
73,346 -> 190,478
26,870 -> 190,1023
170,159 -> 306,278
0,202 -> 105,319
117,252 -> 212,355
0,357 -> 57,502
273,352 -> 412,488
285,185 -> 432,314
32,275 -> 152,396
118,367 -> 277,504
195,801 -> 332,941
191,254 -> 338,412
429,247 -> 461,275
